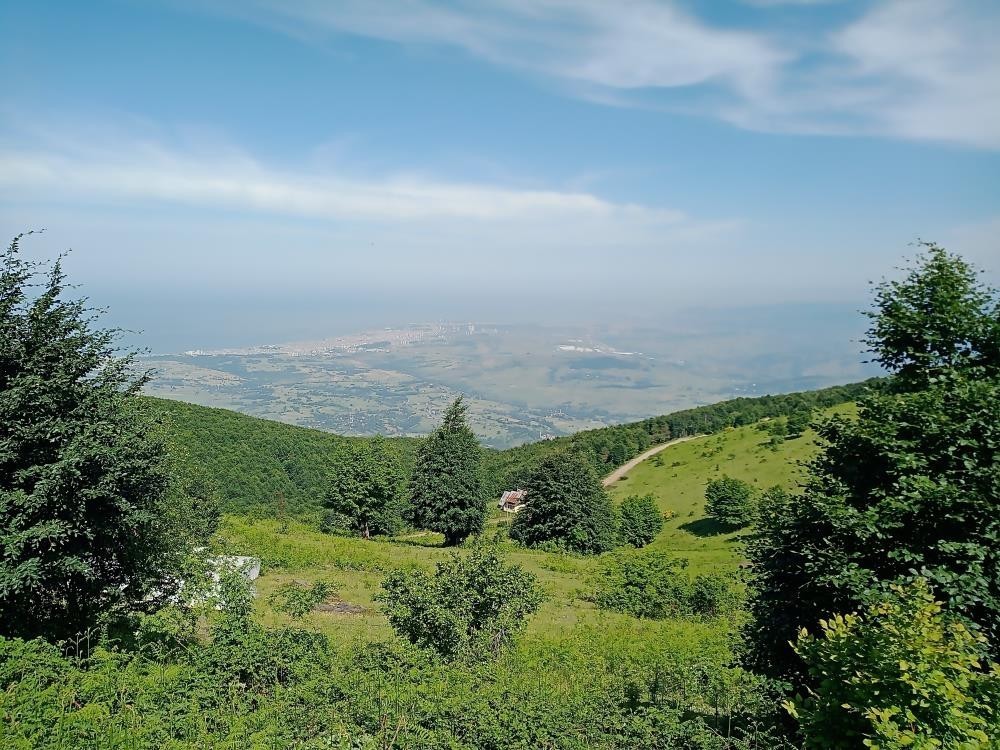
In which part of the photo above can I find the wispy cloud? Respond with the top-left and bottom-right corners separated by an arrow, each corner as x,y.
0,123 -> 685,224
201,0 -> 1000,149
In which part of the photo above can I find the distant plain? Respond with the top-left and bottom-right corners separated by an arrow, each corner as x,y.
143,309 -> 876,447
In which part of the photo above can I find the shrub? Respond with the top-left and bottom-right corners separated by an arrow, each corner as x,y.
268,580 -> 336,619
688,572 -> 742,619
787,580 -> 1000,749
704,476 -> 756,527
592,550 -> 692,620
618,493 -> 664,547
593,551 -> 741,622
377,540 -> 544,662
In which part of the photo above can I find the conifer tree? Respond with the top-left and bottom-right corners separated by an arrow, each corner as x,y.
0,234 -> 181,640
409,397 -> 487,546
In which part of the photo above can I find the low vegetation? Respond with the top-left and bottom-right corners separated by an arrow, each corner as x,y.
788,580 -> 1000,749
617,493 -> 664,547
378,539 -> 544,662
592,550 -> 741,621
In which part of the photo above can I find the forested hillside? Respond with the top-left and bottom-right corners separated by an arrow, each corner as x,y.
144,397 -> 420,516
489,379 -> 879,487
146,379 -> 877,516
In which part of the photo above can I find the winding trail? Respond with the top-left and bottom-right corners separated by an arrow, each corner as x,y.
602,435 -> 702,487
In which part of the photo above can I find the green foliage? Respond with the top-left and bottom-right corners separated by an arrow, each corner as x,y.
0,234 -> 183,641
689,573 -> 743,620
593,551 -> 693,620
0,616 -> 793,750
746,244 -> 1000,682
409,397 -> 488,546
510,451 -> 617,554
704,476 -> 757,527
324,435 -> 405,538
784,410 -> 811,438
618,493 -> 664,547
377,539 -> 544,662
149,377 -> 869,524
593,550 -> 742,621
788,581 -> 1000,749
162,466 -> 222,545
489,379 -> 877,488
146,397 -> 419,517
268,579 -> 336,619
864,241 -> 1000,391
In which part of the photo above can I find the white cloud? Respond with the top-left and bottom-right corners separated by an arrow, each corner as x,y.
212,0 -> 788,104
827,0 -> 1000,148
205,0 -> 1000,149
0,130 -> 684,224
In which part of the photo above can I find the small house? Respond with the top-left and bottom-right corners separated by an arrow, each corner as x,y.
498,489 -> 527,513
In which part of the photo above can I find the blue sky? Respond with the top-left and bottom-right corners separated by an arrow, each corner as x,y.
1,0 -> 997,350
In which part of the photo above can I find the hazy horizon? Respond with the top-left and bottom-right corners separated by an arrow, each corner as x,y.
2,0 -> 997,355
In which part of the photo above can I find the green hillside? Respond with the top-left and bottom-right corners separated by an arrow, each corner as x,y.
147,380 -> 878,516
489,378 -> 877,487
220,405 -> 852,643
607,403 -> 856,574
144,397 -> 420,515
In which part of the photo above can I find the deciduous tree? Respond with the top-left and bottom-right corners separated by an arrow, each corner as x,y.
325,435 -> 404,538
746,244 -> 1000,682
510,451 -> 617,554
704,476 -> 756,527
788,581 -> 1000,749
618,493 -> 663,547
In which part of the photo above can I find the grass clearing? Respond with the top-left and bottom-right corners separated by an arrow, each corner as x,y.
217,408 -> 853,685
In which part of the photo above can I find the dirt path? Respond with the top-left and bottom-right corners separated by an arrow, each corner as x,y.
602,435 -> 702,487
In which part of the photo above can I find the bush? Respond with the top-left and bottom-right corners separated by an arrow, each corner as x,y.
592,550 -> 691,620
704,476 -> 756,527
377,539 -> 544,662
787,580 -> 1000,749
618,493 -> 664,547
593,551 -> 742,622
268,580 -> 336,619
688,572 -> 742,619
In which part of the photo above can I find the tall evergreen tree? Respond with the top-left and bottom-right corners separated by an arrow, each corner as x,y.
510,451 -> 617,554
409,397 -> 487,546
745,243 -> 1000,682
325,435 -> 404,538
0,234 -> 181,640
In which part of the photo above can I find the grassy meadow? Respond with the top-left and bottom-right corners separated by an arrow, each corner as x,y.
221,407 -> 853,667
